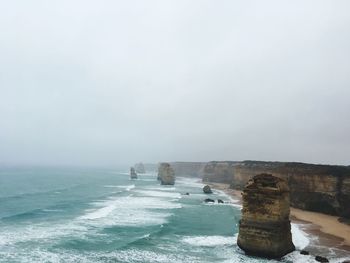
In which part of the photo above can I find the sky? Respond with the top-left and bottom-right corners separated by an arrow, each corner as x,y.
0,0 -> 350,166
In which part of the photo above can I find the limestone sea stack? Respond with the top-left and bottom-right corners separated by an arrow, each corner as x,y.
158,163 -> 175,185
135,162 -> 146,174
238,173 -> 295,258
130,167 -> 137,179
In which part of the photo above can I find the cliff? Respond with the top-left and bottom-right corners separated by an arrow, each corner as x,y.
158,163 -> 175,185
238,174 -> 295,258
233,161 -> 350,219
202,161 -> 239,183
170,162 -> 207,177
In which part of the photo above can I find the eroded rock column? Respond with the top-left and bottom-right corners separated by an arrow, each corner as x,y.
238,173 -> 295,258
158,163 -> 175,185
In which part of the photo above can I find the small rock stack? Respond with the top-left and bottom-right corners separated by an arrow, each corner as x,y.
130,167 -> 137,179
238,173 -> 295,258
158,163 -> 175,185
203,185 -> 213,194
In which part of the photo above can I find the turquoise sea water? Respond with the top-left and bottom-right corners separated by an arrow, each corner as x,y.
0,167 -> 348,263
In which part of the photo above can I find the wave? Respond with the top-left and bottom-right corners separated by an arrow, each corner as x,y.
135,190 -> 181,199
146,186 -> 176,191
291,223 -> 310,250
182,235 -> 235,247
120,184 -> 135,191
0,248 -> 201,263
176,177 -> 204,188
79,195 -> 180,227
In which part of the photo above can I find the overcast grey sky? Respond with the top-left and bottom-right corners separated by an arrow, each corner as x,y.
1,1 -> 350,166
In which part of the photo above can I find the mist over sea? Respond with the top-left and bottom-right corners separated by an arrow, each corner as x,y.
0,167 -> 344,263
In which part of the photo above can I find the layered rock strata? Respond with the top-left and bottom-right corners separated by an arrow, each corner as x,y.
233,161 -> 350,218
130,167 -> 137,179
202,161 -> 239,183
238,174 -> 295,258
158,163 -> 175,185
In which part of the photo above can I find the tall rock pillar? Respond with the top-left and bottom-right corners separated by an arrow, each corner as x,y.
158,163 -> 175,185
238,173 -> 295,258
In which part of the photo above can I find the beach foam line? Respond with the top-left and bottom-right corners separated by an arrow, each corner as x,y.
291,223 -> 310,250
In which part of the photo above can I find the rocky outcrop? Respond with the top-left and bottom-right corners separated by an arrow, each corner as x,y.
170,162 -> 207,177
232,161 -> 350,218
315,256 -> 329,262
164,159 -> 350,218
203,185 -> 213,194
238,174 -> 295,258
134,162 -> 146,174
158,163 -> 175,185
202,161 -> 239,183
130,167 -> 137,179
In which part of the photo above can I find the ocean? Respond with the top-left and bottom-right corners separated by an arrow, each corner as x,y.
0,167 -> 347,263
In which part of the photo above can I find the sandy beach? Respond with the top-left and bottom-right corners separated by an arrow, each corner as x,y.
208,182 -> 350,256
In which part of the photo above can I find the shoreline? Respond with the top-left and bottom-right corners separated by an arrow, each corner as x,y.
207,182 -> 350,257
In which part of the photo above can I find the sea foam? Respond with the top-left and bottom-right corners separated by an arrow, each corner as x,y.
182,235 -> 235,247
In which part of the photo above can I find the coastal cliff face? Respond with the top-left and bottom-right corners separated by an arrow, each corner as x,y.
202,161 -> 238,183
170,162 -> 206,178
233,161 -> 350,218
238,174 -> 295,258
158,163 -> 175,185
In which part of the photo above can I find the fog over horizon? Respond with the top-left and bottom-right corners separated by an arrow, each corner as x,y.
1,1 -> 350,167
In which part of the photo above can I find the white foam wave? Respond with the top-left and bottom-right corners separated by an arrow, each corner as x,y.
80,204 -> 116,220
291,223 -> 310,250
121,184 -> 135,191
104,249 -> 201,263
135,190 -> 181,199
176,177 -> 204,188
0,223 -> 88,247
106,184 -> 135,191
0,248 -> 201,263
79,195 -> 180,226
182,235 -> 235,247
147,186 -> 176,191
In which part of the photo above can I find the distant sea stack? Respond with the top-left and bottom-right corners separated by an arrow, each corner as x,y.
238,174 -> 295,258
158,163 -> 175,185
130,167 -> 137,179
134,162 -> 146,174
